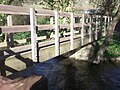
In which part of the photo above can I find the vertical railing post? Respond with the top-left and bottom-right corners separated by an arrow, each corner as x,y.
30,8 -> 38,62
70,13 -> 74,50
50,16 -> 54,38
95,16 -> 98,40
7,15 -> 14,47
108,16 -> 110,26
89,15 -> 92,42
55,11 -> 60,56
104,16 -> 107,36
81,14 -> 84,45
63,17 -> 66,37
100,15 -> 103,37
50,16 -> 54,25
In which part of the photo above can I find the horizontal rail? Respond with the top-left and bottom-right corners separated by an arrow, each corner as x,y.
74,23 -> 82,28
1,25 -> 30,33
74,13 -> 82,17
37,24 -> 54,31
0,5 -> 29,15
59,11 -> 71,17
1,23 -> 83,33
60,24 -> 70,29
35,9 -> 54,16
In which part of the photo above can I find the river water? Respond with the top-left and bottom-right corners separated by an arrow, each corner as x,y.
9,57 -> 120,90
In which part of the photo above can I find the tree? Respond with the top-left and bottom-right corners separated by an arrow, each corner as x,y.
37,0 -> 75,11
90,0 -> 120,64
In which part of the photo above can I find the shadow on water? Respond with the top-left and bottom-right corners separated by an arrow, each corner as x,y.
8,57 -> 120,90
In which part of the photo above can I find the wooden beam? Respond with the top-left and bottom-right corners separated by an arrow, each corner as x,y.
55,11 -> 60,56
81,14 -> 85,45
1,25 -> 30,33
89,15 -> 92,42
30,8 -> 37,62
74,23 -> 82,28
7,15 -> 14,47
0,5 -> 29,15
95,16 -> 98,40
59,11 -> 70,17
35,9 -> 54,16
70,13 -> 74,50
60,24 -> 70,29
37,24 -> 54,31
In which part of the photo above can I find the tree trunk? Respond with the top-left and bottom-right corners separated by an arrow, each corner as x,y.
92,5 -> 120,64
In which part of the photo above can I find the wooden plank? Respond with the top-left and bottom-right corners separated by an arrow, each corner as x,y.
37,36 -> 47,41
37,24 -> 54,31
7,15 -> 14,47
74,13 -> 82,17
70,13 -> 74,50
60,24 -> 70,29
89,15 -> 92,42
55,11 -> 60,56
1,25 -> 30,33
104,16 -> 107,36
0,5 -> 29,15
95,16 -> 98,40
0,25 -> 30,33
59,11 -> 70,17
74,23 -> 82,28
35,9 -> 54,16
30,8 -> 37,62
1,24 -> 55,33
81,14 -> 85,45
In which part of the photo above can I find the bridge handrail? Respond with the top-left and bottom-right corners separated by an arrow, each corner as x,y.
0,5 -> 111,62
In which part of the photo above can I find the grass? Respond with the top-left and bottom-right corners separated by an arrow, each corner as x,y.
104,35 -> 120,58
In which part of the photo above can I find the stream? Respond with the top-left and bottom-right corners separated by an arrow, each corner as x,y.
9,57 -> 120,90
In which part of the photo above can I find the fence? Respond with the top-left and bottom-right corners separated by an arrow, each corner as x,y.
0,5 -> 111,63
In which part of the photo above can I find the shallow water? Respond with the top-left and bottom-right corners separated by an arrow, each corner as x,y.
9,57 -> 120,90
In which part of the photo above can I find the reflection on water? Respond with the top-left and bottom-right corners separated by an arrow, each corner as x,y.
9,58 -> 120,90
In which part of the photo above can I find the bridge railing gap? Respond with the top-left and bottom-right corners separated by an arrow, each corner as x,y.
0,5 -> 111,76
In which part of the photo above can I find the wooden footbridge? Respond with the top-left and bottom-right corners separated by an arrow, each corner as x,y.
0,5 -> 111,76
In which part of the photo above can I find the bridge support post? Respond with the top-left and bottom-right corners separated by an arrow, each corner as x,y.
104,16 -> 107,36
55,11 -> 60,56
89,15 -> 92,42
30,8 -> 38,62
95,16 -> 98,40
81,14 -> 85,46
70,13 -> 74,50
99,15 -> 103,38
7,15 -> 14,48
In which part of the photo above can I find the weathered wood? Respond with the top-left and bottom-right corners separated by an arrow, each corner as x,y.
74,13 -> 82,17
60,24 -> 70,29
1,24 -> 55,33
95,16 -> 98,40
59,11 -> 70,17
1,25 -> 30,33
99,15 -> 103,38
70,13 -> 74,50
62,17 -> 67,36
0,5 -> 29,15
74,23 -> 82,28
30,8 -> 37,62
37,25 -> 54,31
104,16 -> 107,36
7,15 -> 14,47
89,15 -> 92,42
35,9 -> 54,16
81,14 -> 85,45
55,11 -> 60,56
